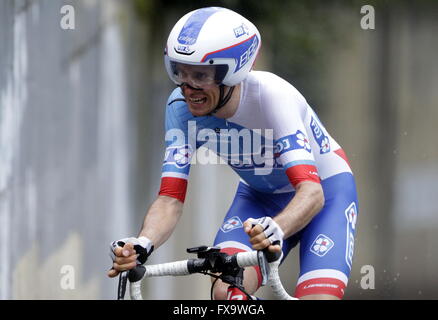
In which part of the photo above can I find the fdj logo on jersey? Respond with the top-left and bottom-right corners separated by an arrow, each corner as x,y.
274,130 -> 312,156
310,117 -> 330,154
310,234 -> 334,257
345,202 -> 358,269
221,216 -> 243,233
163,145 -> 193,168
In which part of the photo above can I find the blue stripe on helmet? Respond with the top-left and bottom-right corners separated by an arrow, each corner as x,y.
177,7 -> 220,45
202,35 -> 259,72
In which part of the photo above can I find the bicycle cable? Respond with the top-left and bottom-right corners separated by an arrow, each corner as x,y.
201,271 -> 254,300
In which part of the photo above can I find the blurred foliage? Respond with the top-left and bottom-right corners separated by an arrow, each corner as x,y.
131,0 -> 438,112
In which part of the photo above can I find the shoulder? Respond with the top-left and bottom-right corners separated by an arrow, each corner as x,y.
164,88 -> 193,130
246,71 -> 308,113
165,88 -> 193,120
247,71 -> 307,103
164,88 -> 217,131
166,88 -> 187,112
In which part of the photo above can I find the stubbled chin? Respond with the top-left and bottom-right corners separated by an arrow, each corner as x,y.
188,103 -> 213,116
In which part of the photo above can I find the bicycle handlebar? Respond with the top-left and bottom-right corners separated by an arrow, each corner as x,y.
128,250 -> 296,300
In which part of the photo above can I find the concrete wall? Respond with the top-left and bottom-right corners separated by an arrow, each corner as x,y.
0,0 -> 136,299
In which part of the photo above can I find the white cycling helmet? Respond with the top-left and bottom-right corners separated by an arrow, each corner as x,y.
164,7 -> 261,88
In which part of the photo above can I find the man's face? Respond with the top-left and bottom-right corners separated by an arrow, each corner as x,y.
175,64 -> 220,116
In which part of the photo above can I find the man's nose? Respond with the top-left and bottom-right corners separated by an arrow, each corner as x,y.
181,82 -> 203,92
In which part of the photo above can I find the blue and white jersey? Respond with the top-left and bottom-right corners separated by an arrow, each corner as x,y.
159,71 -> 352,201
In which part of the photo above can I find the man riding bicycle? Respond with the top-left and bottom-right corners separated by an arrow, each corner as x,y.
108,7 -> 359,300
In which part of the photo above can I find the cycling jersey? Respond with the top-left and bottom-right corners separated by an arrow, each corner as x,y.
158,70 -> 358,299
159,71 -> 352,202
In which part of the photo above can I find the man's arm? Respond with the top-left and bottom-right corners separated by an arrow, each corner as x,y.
244,181 -> 324,252
138,195 -> 184,249
108,195 -> 183,277
273,180 -> 324,238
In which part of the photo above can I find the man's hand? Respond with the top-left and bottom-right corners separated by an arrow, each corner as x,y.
243,217 -> 284,253
107,236 -> 154,278
107,242 -> 137,278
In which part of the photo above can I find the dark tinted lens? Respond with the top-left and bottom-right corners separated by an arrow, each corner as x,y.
214,65 -> 229,83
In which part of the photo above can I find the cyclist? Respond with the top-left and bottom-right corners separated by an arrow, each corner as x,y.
108,7 -> 359,300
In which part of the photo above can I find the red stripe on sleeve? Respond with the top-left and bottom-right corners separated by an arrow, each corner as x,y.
286,164 -> 321,188
158,177 -> 188,203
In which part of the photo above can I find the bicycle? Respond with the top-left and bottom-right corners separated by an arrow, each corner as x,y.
116,241 -> 297,300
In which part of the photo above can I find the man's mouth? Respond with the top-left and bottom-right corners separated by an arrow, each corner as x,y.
188,96 -> 207,105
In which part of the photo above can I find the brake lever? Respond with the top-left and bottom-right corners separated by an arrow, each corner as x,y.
257,240 -> 282,286
257,250 -> 269,286
128,265 -> 146,282
263,240 -> 282,263
117,271 -> 128,300
117,265 -> 147,300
